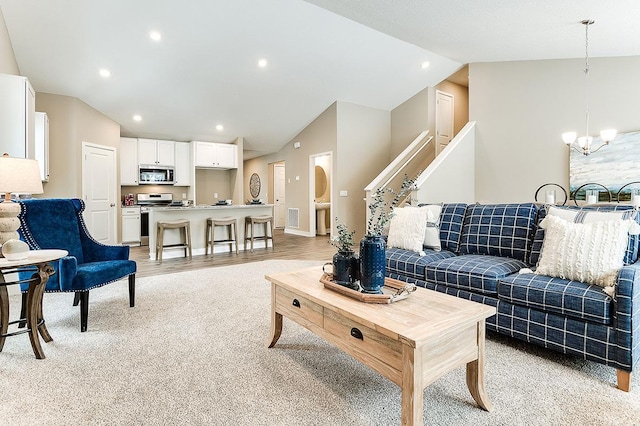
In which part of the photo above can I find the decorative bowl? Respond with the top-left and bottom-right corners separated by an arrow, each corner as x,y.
2,239 -> 30,261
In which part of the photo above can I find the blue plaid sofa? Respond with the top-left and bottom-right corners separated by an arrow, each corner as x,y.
386,202 -> 640,391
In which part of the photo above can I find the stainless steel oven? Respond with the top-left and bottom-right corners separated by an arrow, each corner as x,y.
137,193 -> 173,246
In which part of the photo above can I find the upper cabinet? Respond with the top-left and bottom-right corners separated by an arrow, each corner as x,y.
193,141 -> 237,169
174,142 -> 192,186
0,74 -> 35,159
120,137 -> 139,185
34,112 -> 49,182
138,138 -> 175,166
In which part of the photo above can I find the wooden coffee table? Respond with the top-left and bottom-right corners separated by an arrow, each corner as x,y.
266,267 -> 496,426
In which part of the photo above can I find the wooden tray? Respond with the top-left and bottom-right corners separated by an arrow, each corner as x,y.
320,273 -> 416,304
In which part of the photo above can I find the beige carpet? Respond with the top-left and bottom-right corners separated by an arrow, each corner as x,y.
1,259 -> 638,425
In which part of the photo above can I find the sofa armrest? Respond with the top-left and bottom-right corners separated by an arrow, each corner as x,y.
614,263 -> 640,371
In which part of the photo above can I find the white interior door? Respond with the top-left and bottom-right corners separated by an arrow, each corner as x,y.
435,90 -> 454,155
274,163 -> 286,228
82,142 -> 117,244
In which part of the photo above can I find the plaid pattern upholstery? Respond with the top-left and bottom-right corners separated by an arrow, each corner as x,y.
425,254 -> 527,296
387,273 -> 499,328
439,203 -> 467,253
529,204 -> 640,266
388,269 -> 639,372
498,273 -> 612,325
459,203 -> 538,262
386,247 -> 455,281
494,302 -> 619,369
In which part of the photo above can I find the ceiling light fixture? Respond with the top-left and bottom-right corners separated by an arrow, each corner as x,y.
149,31 -> 162,41
216,124 -> 224,131
421,61 -> 430,70
562,19 -> 616,156
99,69 -> 111,78
257,58 -> 268,68
133,115 -> 142,122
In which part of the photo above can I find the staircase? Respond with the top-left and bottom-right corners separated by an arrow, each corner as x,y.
364,121 -> 476,218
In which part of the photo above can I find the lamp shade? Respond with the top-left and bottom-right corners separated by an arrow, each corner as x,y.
0,156 -> 44,196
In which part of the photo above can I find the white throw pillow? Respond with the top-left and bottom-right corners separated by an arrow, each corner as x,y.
420,204 -> 442,251
535,215 -> 629,293
387,207 -> 427,255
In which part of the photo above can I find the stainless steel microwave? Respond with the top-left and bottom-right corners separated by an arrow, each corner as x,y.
139,165 -> 175,185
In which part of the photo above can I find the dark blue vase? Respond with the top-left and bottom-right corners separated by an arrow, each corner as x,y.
332,250 -> 359,290
359,235 -> 386,294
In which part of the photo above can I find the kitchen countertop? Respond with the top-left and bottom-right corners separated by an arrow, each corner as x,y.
146,203 -> 273,211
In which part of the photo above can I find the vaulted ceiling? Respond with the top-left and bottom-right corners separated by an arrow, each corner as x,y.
2,0 -> 638,158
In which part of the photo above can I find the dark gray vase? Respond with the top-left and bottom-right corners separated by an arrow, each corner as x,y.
359,235 -> 386,294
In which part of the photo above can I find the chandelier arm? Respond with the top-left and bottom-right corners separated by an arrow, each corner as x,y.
589,142 -> 609,155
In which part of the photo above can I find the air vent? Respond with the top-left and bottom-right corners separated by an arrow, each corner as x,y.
288,208 -> 299,228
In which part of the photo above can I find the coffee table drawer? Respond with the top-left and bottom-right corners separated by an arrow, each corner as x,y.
275,286 -> 323,328
324,309 -> 402,373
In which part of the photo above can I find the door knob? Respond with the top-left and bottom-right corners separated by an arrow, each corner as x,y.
110,203 -> 116,207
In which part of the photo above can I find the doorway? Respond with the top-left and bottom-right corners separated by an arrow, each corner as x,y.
82,142 -> 117,244
435,90 -> 454,156
309,152 -> 333,238
273,162 -> 286,228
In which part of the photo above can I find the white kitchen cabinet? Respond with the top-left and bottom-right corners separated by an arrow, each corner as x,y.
34,112 -> 49,181
174,142 -> 192,186
121,206 -> 141,245
0,74 -> 35,159
138,138 -> 175,166
193,141 -> 237,169
120,137 -> 139,185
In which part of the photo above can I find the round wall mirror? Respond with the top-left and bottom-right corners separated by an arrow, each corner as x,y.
249,173 -> 261,198
315,165 -> 327,199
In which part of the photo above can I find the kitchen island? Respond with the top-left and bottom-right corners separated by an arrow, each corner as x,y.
147,204 -> 274,260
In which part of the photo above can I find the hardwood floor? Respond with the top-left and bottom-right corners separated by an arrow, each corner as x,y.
130,229 -> 335,278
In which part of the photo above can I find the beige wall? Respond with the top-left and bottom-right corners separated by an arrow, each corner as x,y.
390,87 -> 429,158
35,93 -> 120,199
0,8 -> 19,75
244,152 -> 283,204
336,101 -> 391,240
195,169 -> 235,205
469,56 -> 640,203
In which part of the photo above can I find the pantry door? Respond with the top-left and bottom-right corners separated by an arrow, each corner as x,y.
82,142 -> 117,244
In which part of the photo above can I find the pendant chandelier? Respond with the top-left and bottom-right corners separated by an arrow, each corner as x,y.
561,19 -> 616,156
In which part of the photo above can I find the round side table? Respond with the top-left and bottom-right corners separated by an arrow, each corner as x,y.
0,249 -> 68,359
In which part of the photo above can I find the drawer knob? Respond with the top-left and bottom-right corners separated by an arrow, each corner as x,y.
350,327 -> 363,340
292,299 -> 300,308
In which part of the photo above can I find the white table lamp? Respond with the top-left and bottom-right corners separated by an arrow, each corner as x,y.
0,154 -> 44,254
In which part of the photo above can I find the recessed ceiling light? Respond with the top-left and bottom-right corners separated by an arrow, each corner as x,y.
421,61 -> 430,70
149,31 -> 162,41
133,115 -> 142,122
216,124 -> 224,131
257,58 -> 268,68
99,69 -> 111,78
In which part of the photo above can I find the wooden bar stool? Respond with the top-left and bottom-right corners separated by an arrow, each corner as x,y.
244,215 -> 275,252
205,217 -> 238,255
155,219 -> 192,263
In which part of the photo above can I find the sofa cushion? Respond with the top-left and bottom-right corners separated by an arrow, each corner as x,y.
439,203 -> 467,253
529,204 -> 639,266
425,254 -> 527,296
536,214 -> 630,291
420,203 -> 442,251
498,273 -> 612,325
386,247 -> 456,281
459,203 -> 538,262
387,206 -> 428,254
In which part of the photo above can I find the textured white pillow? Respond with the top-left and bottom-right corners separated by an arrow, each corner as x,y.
387,207 -> 427,255
536,215 -> 629,292
420,204 -> 442,251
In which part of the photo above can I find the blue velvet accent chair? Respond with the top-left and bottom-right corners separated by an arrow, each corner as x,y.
17,198 -> 136,332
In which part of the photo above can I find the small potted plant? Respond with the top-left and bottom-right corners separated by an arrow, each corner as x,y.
327,219 -> 359,289
360,174 -> 418,293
